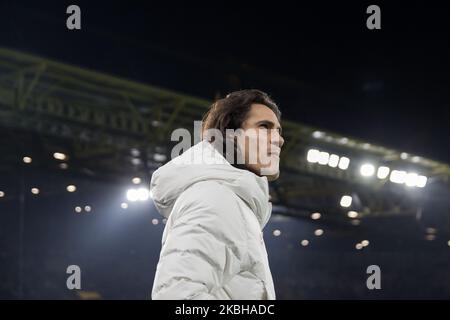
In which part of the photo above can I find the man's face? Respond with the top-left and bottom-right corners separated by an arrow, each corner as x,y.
237,103 -> 284,181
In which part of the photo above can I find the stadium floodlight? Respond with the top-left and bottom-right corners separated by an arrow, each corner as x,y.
126,189 -> 139,202
307,149 -> 320,163
390,170 -> 407,184
416,175 -> 427,188
347,211 -> 359,219
273,229 -> 281,237
340,195 -> 352,208
318,152 -> 330,165
66,185 -> 77,192
310,212 -> 321,220
377,166 -> 390,179
405,172 -> 419,187
153,153 -> 167,162
127,188 -> 151,202
53,152 -> 67,161
328,154 -> 340,168
338,157 -> 350,170
137,188 -> 150,201
314,229 -> 324,236
23,156 -> 32,164
360,163 -> 375,177
312,131 -> 325,139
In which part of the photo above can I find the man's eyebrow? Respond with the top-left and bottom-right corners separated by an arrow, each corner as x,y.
256,120 -> 283,133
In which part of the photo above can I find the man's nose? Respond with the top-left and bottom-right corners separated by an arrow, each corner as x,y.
270,130 -> 284,148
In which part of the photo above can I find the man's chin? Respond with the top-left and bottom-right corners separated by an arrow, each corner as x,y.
266,170 -> 280,181
259,166 -> 280,181
244,163 -> 280,181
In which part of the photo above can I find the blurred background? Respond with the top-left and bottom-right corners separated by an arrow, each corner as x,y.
0,1 -> 450,299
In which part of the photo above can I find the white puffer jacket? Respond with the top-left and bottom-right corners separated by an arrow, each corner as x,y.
150,140 -> 276,300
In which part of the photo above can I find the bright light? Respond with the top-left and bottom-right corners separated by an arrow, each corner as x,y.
132,177 -> 142,184
131,158 -> 141,165
318,152 -> 330,165
314,229 -> 324,236
339,137 -> 349,144
59,163 -> 68,170
447,240 -> 450,247
355,243 -> 363,250
75,206 -> 82,213
126,189 -> 139,202
328,154 -> 340,168
361,240 -> 370,247
273,229 -> 281,237
31,188 -> 39,195
377,166 -> 390,179
360,164 -> 375,177
416,175 -> 427,188
121,202 -> 128,209
340,195 -> 352,208
0,191 -> 4,197
137,188 -> 150,201
153,153 -> 167,162
347,211 -> 359,219
23,156 -> 32,164
312,131 -> 324,139
127,188 -> 150,202
400,152 -> 408,160
338,157 -> 350,170
84,206 -> 91,212
66,185 -> 77,192
301,240 -> 309,246
425,234 -> 436,241
390,170 -> 407,184
310,212 -> 321,220
307,149 -> 320,163
405,172 -> 419,187
152,218 -> 159,225
53,152 -> 67,161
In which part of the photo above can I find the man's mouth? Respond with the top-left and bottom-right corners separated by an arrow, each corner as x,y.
268,149 -> 281,157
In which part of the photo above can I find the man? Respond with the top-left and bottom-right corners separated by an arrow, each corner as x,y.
150,89 -> 284,299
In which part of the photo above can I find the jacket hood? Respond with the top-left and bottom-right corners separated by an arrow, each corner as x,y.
150,140 -> 272,229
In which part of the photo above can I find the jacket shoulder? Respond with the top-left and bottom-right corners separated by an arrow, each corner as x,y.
177,180 -> 240,212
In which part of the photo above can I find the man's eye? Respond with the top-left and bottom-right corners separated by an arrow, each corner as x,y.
259,124 -> 269,129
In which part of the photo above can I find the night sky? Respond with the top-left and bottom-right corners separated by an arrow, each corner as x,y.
1,1 -> 449,162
